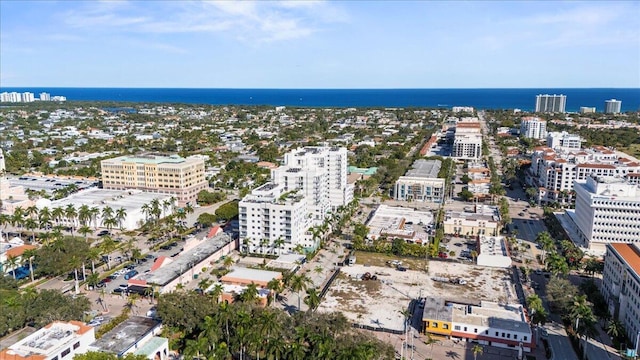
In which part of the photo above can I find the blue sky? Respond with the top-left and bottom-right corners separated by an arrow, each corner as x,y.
1,1 -> 639,88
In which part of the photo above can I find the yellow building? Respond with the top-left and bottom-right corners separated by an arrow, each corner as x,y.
101,154 -> 207,205
442,205 -> 502,237
421,297 -> 453,336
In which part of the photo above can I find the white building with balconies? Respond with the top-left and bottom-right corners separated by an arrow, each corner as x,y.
601,243 -> 640,347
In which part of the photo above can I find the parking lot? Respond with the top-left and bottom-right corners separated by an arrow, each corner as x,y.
8,175 -> 97,194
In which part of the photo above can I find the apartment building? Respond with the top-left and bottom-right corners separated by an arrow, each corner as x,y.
443,205 -> 502,237
529,146 -> 640,204
520,117 -> 547,139
422,299 -> 533,352
605,99 -> 622,114
535,94 -> 566,113
452,121 -> 482,160
601,243 -> 640,348
546,131 -> 581,151
394,159 -> 445,202
567,176 -> 640,252
101,154 -> 207,205
240,147 -> 353,253
239,183 -> 310,252
0,321 -> 95,360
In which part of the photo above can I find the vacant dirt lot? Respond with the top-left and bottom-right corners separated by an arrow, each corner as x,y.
317,255 -> 517,332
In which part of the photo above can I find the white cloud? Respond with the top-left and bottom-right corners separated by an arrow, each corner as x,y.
55,0 -> 347,43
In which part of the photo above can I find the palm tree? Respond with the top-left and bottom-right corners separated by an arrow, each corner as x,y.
89,207 -> 100,229
101,206 -> 113,228
51,206 -> 64,226
260,238 -> 269,256
24,218 -> 38,242
274,237 -> 286,255
64,204 -> 77,235
115,207 -> 127,230
103,217 -> 118,233
304,288 -> 321,312
606,319 -> 623,340
239,282 -> 259,303
223,256 -> 235,269
289,274 -> 312,311
266,278 -> 283,306
22,248 -> 37,282
242,237 -> 250,255
6,255 -> 19,279
209,283 -> 224,303
99,236 -> 117,270
78,204 -> 92,227
87,248 -> 102,274
472,344 -> 484,360
78,225 -> 93,243
86,272 -> 100,290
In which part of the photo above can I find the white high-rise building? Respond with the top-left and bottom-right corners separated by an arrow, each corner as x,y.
21,92 -> 35,102
569,175 -> 640,252
40,92 -> 51,101
535,94 -> 566,113
452,121 -> 482,160
520,117 -> 547,139
546,131 -> 582,151
605,99 -> 622,114
240,146 -> 354,253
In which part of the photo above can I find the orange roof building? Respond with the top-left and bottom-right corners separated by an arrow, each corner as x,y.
602,243 -> 640,340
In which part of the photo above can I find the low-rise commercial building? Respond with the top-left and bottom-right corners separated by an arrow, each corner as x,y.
452,122 -> 482,160
601,243 -> 640,347
422,299 -> 533,352
546,131 -> 582,151
366,205 -> 434,244
476,236 -> 512,268
89,317 -> 168,360
0,321 -> 94,360
443,205 -> 502,238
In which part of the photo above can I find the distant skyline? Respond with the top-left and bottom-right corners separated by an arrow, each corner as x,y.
1,1 -> 639,89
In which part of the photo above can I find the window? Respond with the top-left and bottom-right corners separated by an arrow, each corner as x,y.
501,332 -> 505,337
464,327 -> 467,332
61,348 -> 71,358
524,336 -> 528,341
495,332 -> 499,336
433,322 -> 438,328
443,324 -> 449,329
514,335 -> 518,340
507,333 -> 511,339
454,325 -> 461,330
73,342 -> 80,350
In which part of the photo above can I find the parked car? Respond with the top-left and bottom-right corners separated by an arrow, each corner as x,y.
124,270 -> 138,280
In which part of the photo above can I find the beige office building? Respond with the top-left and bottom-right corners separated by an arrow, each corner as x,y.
101,154 -> 207,205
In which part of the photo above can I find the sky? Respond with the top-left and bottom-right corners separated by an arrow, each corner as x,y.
1,0 -> 639,88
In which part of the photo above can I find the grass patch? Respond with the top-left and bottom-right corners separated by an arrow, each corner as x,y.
619,143 -> 640,158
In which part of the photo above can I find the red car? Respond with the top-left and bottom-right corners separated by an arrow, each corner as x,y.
438,252 -> 448,259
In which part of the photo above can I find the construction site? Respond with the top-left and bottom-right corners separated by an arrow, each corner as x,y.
317,254 -> 519,332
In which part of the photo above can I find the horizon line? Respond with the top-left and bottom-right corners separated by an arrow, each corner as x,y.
1,86 -> 639,90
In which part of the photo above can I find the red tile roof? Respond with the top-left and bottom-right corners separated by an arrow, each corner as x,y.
610,243 -> 640,279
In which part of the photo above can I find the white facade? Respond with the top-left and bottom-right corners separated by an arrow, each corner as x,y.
240,146 -> 353,253
546,131 -> 581,151
452,121 -> 482,160
580,107 -> 596,114
520,117 -> 547,139
239,183 -> 312,252
601,243 -> 640,346
0,92 -> 22,103
529,146 -> 640,204
571,176 -> 640,251
0,321 -> 95,360
394,177 -> 445,202
40,92 -> 51,101
21,92 -> 35,103
605,99 -> 622,114
450,301 -> 533,352
535,94 -> 566,113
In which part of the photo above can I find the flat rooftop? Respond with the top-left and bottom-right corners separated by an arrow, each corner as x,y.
102,153 -> 187,165
139,233 -> 233,286
479,236 -> 509,257
8,175 -> 95,195
421,297 -> 453,321
366,205 -> 434,242
451,301 -> 529,333
40,188 -> 173,213
1,321 -> 92,359
405,159 -> 441,178
220,266 -> 282,285
90,317 -> 160,356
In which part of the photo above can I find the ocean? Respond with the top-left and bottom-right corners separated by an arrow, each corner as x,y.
1,87 -> 639,112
